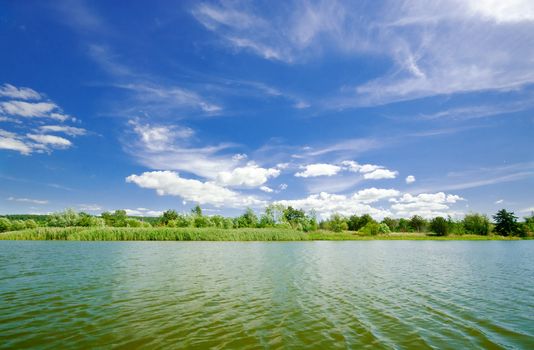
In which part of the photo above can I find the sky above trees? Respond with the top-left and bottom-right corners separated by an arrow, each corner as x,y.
0,0 -> 533,219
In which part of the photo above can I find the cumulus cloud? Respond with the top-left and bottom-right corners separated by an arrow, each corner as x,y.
26,134 -> 72,149
123,208 -> 164,217
260,186 -> 274,193
295,163 -> 341,177
406,175 -> 416,184
363,168 -> 398,180
275,191 -> 393,219
217,162 -> 281,187
0,130 -> 32,155
390,192 -> 465,218
126,171 -> 265,208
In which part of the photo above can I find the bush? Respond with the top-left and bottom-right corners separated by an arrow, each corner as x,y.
378,223 -> 391,234
328,214 -> 348,232
463,213 -> 490,235
25,219 -> 38,229
347,214 -> 375,231
360,222 -> 380,236
47,209 -> 80,227
430,217 -> 449,236
10,220 -> 27,231
523,213 -> 534,234
160,210 -> 178,225
0,218 -> 11,232
397,218 -> 410,232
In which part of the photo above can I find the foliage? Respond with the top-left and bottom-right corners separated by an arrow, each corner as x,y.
326,214 -> 348,232
161,210 -> 178,225
493,209 -> 523,237
397,218 -> 410,232
523,213 -> 534,234
430,216 -> 449,236
0,218 -> 11,232
101,210 -> 128,227
359,222 -> 380,235
409,215 -> 427,232
463,213 -> 490,235
234,208 -> 258,228
347,214 -> 375,231
381,217 -> 399,232
378,223 -> 391,234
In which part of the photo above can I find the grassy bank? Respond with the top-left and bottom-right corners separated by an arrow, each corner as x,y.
0,227 -> 527,241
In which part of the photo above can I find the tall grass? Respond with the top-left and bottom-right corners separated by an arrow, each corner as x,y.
0,227 -> 525,241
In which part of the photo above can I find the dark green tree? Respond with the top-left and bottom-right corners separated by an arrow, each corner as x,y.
493,209 -> 522,236
409,215 -> 427,232
430,216 -> 449,236
161,209 -> 178,225
191,205 -> 203,217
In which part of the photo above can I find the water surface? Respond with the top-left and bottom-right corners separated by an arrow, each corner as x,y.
1,241 -> 533,349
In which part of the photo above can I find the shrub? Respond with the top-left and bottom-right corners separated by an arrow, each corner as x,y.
378,223 -> 391,234
10,220 -> 27,231
48,209 -> 80,227
161,210 -> 178,225
328,214 -> 348,232
463,213 -> 490,235
397,218 -> 410,232
25,219 -> 38,229
0,218 -> 11,232
523,213 -> 534,234
360,222 -> 380,236
235,208 -> 258,228
347,214 -> 374,231
430,217 -> 449,236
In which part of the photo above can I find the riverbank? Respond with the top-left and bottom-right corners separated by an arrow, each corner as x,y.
0,227 -> 527,241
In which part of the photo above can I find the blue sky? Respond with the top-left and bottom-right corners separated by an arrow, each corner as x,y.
1,0 -> 533,219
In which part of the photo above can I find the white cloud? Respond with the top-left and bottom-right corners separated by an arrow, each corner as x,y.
494,199 -> 504,204
123,208 -> 164,217
352,188 -> 400,203
217,162 -> 281,187
279,183 -> 288,191
78,204 -> 102,212
126,120 -> 235,179
126,171 -> 265,208
275,191 -> 393,220
7,196 -> 48,205
0,84 -> 41,100
27,134 -> 72,149
295,163 -> 341,177
390,192 -> 465,218
0,130 -> 32,155
0,101 -> 59,118
39,125 -> 87,136
405,175 -> 416,184
363,168 -> 398,180
468,0 -> 534,23
260,186 -> 274,193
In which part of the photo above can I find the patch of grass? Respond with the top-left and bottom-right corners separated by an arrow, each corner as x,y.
0,227 -> 527,241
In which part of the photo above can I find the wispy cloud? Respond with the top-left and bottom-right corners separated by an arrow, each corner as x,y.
8,196 -> 49,205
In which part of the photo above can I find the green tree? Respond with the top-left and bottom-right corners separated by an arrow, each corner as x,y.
161,209 -> 178,225
25,219 -> 38,229
523,212 -> 534,234
462,213 -> 490,235
283,206 -> 306,229
397,218 -> 410,232
381,217 -> 399,232
347,214 -> 374,231
409,215 -> 427,232
328,214 -> 348,232
191,205 -> 203,217
430,216 -> 449,236
493,209 -> 522,236
0,218 -> 11,232
235,208 -> 258,228
360,221 -> 380,235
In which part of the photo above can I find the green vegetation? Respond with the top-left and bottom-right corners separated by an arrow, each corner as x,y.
1,207 -> 532,240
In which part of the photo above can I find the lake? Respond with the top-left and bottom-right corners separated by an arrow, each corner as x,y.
1,241 -> 533,349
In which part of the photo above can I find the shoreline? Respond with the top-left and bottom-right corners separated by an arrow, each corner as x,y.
0,227 -> 528,241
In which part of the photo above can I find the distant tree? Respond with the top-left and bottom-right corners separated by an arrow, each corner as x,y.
430,216 -> 449,236
493,209 -> 523,236
347,214 -> 374,231
0,218 -> 11,232
47,209 -> 80,227
194,215 -> 212,228
378,223 -> 391,234
191,205 -> 203,217
397,218 -> 410,232
283,206 -> 306,229
235,208 -> 258,228
462,213 -> 490,235
161,210 -> 178,225
24,219 -> 38,229
381,217 -> 399,232
409,215 -> 427,232
328,214 -> 348,232
10,220 -> 27,231
360,222 -> 380,235
523,212 -> 534,234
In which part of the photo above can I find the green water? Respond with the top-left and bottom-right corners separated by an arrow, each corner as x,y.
1,241 -> 533,349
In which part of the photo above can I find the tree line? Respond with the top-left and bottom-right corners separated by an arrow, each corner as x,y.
1,206 -> 532,237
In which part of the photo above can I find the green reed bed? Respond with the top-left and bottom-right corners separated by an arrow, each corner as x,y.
1,227 -> 526,241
